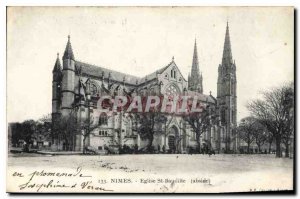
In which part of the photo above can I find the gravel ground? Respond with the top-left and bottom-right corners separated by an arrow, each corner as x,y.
7,153 -> 293,193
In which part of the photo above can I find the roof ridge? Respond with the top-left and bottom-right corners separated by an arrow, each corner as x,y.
76,60 -> 141,79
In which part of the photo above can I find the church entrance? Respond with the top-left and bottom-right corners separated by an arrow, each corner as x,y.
168,135 -> 176,152
167,125 -> 180,153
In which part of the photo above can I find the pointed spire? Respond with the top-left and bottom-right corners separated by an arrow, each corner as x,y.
188,38 -> 203,93
53,53 -> 62,72
63,35 -> 75,60
222,21 -> 233,66
192,38 -> 199,72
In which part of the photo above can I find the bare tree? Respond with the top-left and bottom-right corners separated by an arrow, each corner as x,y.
252,121 -> 267,153
281,83 -> 294,157
247,83 -> 294,157
237,117 -> 256,153
136,109 -> 164,153
183,106 -> 210,153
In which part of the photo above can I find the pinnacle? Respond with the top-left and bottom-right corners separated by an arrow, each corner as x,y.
63,35 -> 75,60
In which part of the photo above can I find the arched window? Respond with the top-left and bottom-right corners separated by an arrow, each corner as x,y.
99,113 -> 108,126
171,69 -> 176,79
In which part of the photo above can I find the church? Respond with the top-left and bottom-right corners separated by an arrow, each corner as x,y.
51,22 -> 238,154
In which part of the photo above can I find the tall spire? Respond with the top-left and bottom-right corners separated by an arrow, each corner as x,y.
63,35 -> 75,60
188,38 -> 203,94
53,53 -> 62,72
222,21 -> 233,66
192,38 -> 199,72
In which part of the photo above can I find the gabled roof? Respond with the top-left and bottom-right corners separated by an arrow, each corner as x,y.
75,58 -> 187,86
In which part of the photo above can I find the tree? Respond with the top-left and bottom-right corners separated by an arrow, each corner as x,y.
136,109 -> 163,153
11,122 -> 23,147
266,131 -> 274,153
81,112 -> 98,154
33,114 -> 52,146
281,83 -> 294,157
252,122 -> 267,153
237,117 -> 256,153
57,113 -> 79,151
183,105 -> 210,153
248,83 -> 294,157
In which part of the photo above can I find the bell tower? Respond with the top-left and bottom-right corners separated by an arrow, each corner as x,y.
217,22 -> 238,152
52,53 -> 62,142
61,35 -> 76,117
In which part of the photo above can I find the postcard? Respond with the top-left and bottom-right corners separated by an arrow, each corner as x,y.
6,6 -> 294,193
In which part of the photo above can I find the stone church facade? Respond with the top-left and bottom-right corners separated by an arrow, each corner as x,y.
51,23 -> 238,153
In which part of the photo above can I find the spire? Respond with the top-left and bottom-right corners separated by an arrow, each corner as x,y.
222,21 -> 233,66
63,35 -> 75,60
53,53 -> 62,72
188,39 -> 203,93
192,38 -> 199,72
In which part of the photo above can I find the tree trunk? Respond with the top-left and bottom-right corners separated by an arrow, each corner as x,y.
285,141 -> 289,158
196,133 -> 201,154
268,141 -> 272,153
147,134 -> 154,153
247,143 -> 250,154
275,136 -> 282,158
257,144 -> 261,153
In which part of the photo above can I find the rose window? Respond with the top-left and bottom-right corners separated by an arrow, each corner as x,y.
165,85 -> 179,96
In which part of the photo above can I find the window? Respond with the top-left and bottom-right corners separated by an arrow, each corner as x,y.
221,109 -> 226,125
165,84 -> 179,96
99,130 -> 108,136
99,113 -> 108,126
98,146 -> 103,150
171,69 -> 176,79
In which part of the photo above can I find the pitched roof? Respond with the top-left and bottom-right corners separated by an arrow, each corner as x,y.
186,90 -> 215,103
75,61 -> 140,85
75,59 -> 175,86
138,60 -> 173,83
75,58 -> 188,87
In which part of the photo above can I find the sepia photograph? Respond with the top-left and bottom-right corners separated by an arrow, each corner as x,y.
6,6 -> 294,193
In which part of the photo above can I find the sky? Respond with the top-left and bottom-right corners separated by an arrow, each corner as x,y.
7,6 -> 294,123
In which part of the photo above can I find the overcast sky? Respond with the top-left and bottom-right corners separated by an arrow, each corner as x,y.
7,7 -> 294,123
